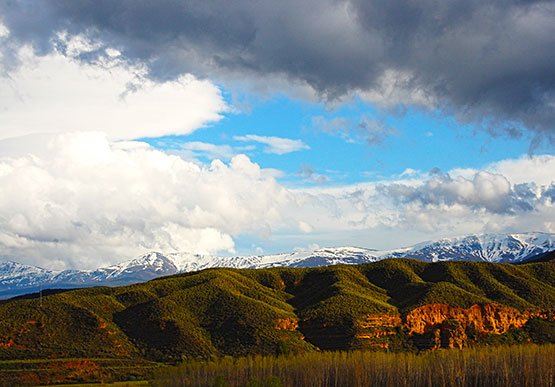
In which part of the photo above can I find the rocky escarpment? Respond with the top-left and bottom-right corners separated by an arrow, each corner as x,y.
404,303 -> 549,335
349,303 -> 555,350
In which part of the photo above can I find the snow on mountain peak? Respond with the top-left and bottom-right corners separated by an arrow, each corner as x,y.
1,232 -> 553,298
379,232 -> 554,263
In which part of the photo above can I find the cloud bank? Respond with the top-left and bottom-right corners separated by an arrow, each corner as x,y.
0,132 -> 552,269
1,0 -> 552,144
379,171 -> 550,215
0,132 -> 288,269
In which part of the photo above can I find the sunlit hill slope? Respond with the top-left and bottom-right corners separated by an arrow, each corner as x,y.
1,258 -> 554,362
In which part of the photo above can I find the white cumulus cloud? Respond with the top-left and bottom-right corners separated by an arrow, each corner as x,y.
0,41 -> 227,141
0,132 -> 289,269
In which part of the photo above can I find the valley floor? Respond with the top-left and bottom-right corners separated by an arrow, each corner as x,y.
0,358 -> 160,387
2,344 -> 555,386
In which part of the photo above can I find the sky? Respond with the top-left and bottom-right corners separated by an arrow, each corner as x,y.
0,0 -> 553,270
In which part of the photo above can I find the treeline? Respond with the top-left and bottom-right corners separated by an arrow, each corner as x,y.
153,344 -> 555,387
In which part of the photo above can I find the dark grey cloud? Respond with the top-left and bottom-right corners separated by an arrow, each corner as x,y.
1,0 -> 553,144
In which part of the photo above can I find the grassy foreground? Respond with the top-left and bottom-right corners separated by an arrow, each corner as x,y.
153,344 -> 555,387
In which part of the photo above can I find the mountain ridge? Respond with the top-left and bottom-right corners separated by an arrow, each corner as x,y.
1,258 -> 554,362
1,232 -> 553,298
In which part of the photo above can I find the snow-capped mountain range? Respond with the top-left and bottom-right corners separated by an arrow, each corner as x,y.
1,232 -> 553,298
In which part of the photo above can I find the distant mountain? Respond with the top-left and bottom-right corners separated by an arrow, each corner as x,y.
1,232 -> 553,298
379,233 -> 554,263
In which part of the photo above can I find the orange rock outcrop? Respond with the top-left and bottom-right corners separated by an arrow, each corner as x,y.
275,318 -> 299,331
352,303 -> 554,350
404,303 -> 551,335
274,303 -> 553,351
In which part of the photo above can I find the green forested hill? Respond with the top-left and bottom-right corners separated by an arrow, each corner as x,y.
1,259 -> 554,361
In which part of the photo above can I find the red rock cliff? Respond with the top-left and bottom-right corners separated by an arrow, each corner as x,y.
352,303 -> 554,350
404,303 -> 552,335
